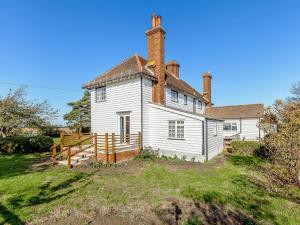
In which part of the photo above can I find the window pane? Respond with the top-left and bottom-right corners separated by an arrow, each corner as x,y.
171,90 -> 178,102
198,100 -> 202,109
223,123 -> 231,131
96,86 -> 106,102
177,121 -> 184,139
231,123 -> 237,131
168,121 -> 176,138
184,95 -> 187,105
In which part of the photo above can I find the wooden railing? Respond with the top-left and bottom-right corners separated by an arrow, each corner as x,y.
52,132 -> 141,169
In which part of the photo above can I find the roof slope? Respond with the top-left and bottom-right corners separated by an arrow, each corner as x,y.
84,54 -> 208,101
84,54 -> 155,89
205,104 -> 264,119
165,72 -> 208,102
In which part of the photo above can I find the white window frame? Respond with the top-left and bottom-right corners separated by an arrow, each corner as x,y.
171,90 -> 178,103
223,122 -> 237,131
168,120 -> 185,139
95,86 -> 106,102
198,100 -> 203,110
184,95 -> 187,105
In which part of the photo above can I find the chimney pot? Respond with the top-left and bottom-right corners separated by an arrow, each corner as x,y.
166,60 -> 180,78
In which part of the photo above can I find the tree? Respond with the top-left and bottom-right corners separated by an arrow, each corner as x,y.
262,82 -> 300,187
0,87 -> 58,137
63,91 -> 91,132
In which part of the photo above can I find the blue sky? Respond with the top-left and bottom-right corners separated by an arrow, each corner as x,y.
0,0 -> 299,124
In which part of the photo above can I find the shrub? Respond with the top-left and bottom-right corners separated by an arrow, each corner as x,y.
0,135 -> 54,153
136,147 -> 159,161
231,141 -> 266,155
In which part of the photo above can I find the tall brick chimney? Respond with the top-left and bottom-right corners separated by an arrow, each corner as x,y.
166,60 -> 180,79
146,14 -> 166,104
203,71 -> 212,106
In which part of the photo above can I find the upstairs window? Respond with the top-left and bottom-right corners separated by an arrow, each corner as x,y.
171,90 -> 178,103
184,95 -> 187,105
223,122 -> 237,131
96,86 -> 106,102
198,100 -> 203,110
168,120 -> 185,139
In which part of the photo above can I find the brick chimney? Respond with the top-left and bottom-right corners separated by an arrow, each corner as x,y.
166,60 -> 180,79
146,14 -> 166,104
203,71 -> 212,106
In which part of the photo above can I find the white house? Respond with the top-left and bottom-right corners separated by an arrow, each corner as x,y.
205,104 -> 264,140
83,15 -> 224,162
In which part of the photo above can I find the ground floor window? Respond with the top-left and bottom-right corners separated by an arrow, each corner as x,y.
223,122 -> 237,131
168,120 -> 185,139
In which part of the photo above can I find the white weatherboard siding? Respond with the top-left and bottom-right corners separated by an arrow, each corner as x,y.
206,119 -> 224,160
165,87 -> 206,114
91,77 -> 141,135
141,78 -> 152,146
222,118 -> 263,140
147,103 -> 206,162
240,118 -> 263,140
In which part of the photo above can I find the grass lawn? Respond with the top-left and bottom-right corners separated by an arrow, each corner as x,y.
0,152 -> 299,225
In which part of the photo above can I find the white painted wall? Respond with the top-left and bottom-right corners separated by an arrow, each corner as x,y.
147,103 -> 206,162
141,78 -> 152,146
206,119 -> 224,160
90,77 -> 142,135
222,118 -> 263,140
165,87 -> 205,114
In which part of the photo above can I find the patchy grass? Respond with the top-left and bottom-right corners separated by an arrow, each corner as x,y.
0,153 -> 299,225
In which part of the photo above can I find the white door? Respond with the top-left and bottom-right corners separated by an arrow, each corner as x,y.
119,115 -> 130,143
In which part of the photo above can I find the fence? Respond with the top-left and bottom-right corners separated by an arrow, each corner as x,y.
53,132 -> 141,168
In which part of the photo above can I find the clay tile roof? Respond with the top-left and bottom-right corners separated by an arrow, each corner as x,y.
83,54 -> 155,89
83,54 -> 208,101
165,72 -> 208,102
205,104 -> 264,119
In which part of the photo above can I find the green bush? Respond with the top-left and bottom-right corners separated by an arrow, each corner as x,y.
231,141 -> 269,158
0,135 -> 54,153
136,147 -> 159,161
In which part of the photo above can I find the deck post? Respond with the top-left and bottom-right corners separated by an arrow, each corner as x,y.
52,143 -> 57,165
112,133 -> 116,163
60,132 -> 64,153
138,131 -> 141,152
105,133 -> 109,164
94,133 -> 98,161
67,146 -> 72,169
78,132 -> 82,153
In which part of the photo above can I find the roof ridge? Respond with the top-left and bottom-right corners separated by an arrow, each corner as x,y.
211,103 -> 264,109
95,54 -> 138,83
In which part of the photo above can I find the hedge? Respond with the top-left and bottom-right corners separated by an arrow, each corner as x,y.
231,140 -> 269,158
0,135 -> 54,153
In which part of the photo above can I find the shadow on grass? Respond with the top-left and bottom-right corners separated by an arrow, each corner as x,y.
229,154 -> 266,169
180,174 -> 283,224
0,203 -> 24,225
155,199 -> 258,225
0,153 -> 51,180
3,172 -> 92,224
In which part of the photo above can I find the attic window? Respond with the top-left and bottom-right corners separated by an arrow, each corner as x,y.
171,90 -> 178,103
96,86 -> 106,102
198,100 -> 203,110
